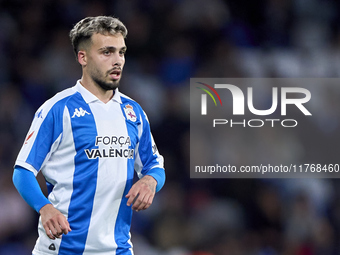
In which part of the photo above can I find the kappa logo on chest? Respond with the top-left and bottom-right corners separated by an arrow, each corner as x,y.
71,107 -> 91,118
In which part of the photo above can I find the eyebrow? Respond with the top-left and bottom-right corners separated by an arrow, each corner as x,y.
98,46 -> 127,52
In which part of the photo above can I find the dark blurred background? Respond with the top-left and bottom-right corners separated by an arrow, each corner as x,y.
1,0 -> 340,254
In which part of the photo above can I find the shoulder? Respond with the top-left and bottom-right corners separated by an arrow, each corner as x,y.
119,91 -> 144,113
36,87 -> 78,117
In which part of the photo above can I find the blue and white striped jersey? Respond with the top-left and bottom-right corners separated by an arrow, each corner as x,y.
15,81 -> 165,255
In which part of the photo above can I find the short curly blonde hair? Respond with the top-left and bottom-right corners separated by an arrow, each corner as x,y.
69,16 -> 127,58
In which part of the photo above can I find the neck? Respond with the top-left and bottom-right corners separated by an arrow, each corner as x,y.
80,75 -> 114,104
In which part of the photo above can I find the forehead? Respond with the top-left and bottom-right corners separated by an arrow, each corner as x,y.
90,33 -> 126,49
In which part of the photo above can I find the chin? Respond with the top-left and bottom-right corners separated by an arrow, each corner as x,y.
95,79 -> 120,91
110,81 -> 120,90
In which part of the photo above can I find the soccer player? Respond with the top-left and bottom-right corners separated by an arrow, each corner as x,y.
12,16 -> 165,255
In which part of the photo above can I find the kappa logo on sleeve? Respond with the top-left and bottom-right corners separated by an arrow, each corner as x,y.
152,144 -> 158,154
35,109 -> 43,119
124,104 -> 137,122
71,107 -> 91,118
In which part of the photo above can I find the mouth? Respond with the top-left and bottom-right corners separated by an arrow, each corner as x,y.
109,69 -> 122,80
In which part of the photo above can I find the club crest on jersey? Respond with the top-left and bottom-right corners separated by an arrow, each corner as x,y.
124,104 -> 137,122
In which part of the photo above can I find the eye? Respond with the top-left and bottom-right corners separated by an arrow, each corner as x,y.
119,50 -> 126,56
103,50 -> 111,56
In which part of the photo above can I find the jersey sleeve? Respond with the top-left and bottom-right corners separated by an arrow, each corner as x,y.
14,102 -> 64,176
134,109 -> 165,191
13,166 -> 51,212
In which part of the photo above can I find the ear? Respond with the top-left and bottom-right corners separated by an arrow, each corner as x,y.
77,50 -> 87,66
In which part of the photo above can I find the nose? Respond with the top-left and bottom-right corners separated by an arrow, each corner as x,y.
112,52 -> 124,67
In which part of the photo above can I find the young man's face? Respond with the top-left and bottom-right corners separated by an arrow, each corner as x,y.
85,33 -> 126,91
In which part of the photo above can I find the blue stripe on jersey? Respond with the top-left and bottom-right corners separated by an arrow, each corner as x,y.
45,180 -> 54,195
113,100 -> 138,254
138,109 -> 159,175
114,165 -> 133,255
59,92 -> 99,255
26,99 -> 66,171
120,98 -> 158,174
